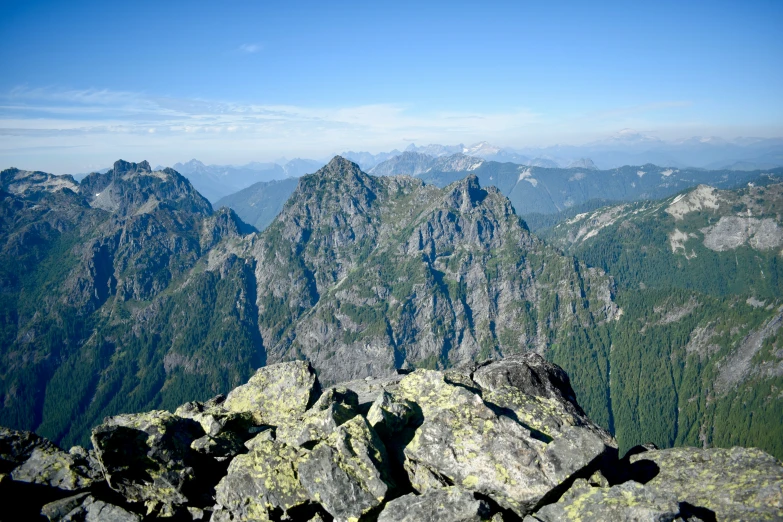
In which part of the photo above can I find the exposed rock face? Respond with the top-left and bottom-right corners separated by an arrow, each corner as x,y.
11,444 -> 102,490
394,367 -> 613,515
212,439 -> 312,521
90,410 -> 204,515
223,360 -> 321,425
377,487 -> 491,522
42,493 -> 141,522
298,416 -> 395,520
249,158 -> 619,386
630,446 -> 783,520
1,156 -> 620,453
702,216 -> 783,251
528,480 -> 681,522
0,359 -> 781,521
0,426 -> 57,472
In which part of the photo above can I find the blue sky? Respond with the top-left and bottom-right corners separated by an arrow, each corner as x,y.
1,0 -> 781,172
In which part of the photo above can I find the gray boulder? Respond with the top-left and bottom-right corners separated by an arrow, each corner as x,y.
366,390 -> 417,438
472,353 -> 582,411
0,426 -> 57,472
41,493 -> 141,522
276,386 -> 359,447
11,444 -> 102,490
223,361 -> 321,425
175,395 -> 255,439
90,410 -> 203,516
378,487 -> 492,522
395,368 -> 615,516
338,374 -> 405,411
529,480 -> 681,522
212,439 -> 311,521
630,446 -> 783,521
298,415 -> 395,521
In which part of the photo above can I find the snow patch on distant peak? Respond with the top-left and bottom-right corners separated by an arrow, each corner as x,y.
637,170 -> 646,178
661,168 -> 676,178
569,172 -> 586,181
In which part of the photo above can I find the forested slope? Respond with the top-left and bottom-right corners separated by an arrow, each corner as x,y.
543,178 -> 783,457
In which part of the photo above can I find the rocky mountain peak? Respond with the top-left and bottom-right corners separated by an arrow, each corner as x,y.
80,159 -> 212,217
321,155 -> 364,177
442,173 -> 487,212
0,168 -> 80,199
112,159 -> 151,175
567,157 -> 598,170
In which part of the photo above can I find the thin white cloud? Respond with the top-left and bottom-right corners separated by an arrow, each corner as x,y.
237,43 -> 262,54
0,86 -> 780,174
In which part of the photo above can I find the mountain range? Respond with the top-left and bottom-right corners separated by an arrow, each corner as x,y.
340,133 -> 783,171
168,158 -> 325,202
219,151 -> 782,231
1,156 -> 781,467
68,133 -> 782,206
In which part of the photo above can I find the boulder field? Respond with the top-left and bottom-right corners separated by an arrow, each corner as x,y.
1,354 -> 781,521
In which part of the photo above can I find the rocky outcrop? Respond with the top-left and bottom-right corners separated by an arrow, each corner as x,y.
628,446 -> 783,520
2,357 -> 779,521
377,487 -> 491,522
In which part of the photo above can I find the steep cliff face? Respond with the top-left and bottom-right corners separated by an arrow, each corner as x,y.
539,179 -> 783,458
239,157 -> 618,385
0,161 -> 255,447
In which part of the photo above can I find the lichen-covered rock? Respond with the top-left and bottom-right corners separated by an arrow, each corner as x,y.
175,395 -> 255,438
41,493 -> 141,522
90,410 -> 203,516
528,480 -> 681,522
243,429 -> 275,450
298,415 -> 394,521
276,386 -> 359,447
630,446 -> 783,521
472,354 -> 580,408
366,390 -> 417,438
223,361 -> 320,425
11,444 -> 102,490
395,369 -> 613,516
190,432 -> 246,461
339,374 -> 405,411
480,375 -> 615,484
404,458 -> 452,493
377,487 -> 491,522
212,439 -> 311,521
0,426 -> 57,472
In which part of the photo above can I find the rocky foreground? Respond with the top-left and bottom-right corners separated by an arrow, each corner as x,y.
1,355 -> 781,521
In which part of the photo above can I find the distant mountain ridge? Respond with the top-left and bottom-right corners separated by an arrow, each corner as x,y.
218,154 -> 783,232
214,177 -> 299,231
151,157 -> 327,203
368,153 -> 783,215
338,133 -> 783,171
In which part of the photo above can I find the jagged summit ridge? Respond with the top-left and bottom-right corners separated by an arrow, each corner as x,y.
80,159 -> 213,217
243,159 -> 618,385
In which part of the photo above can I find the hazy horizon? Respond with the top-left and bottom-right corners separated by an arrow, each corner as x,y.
2,0 -> 782,173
